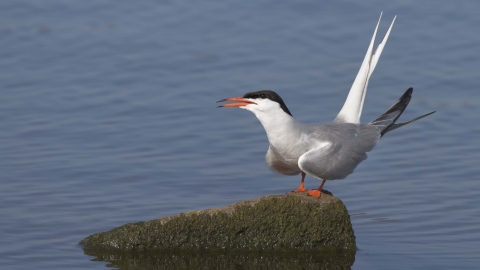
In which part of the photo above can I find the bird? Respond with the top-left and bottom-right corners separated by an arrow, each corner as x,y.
216,14 -> 435,198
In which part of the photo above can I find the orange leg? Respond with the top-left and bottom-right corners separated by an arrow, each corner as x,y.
292,172 -> 307,193
307,179 -> 326,198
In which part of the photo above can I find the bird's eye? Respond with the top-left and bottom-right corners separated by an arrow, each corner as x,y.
260,94 -> 266,99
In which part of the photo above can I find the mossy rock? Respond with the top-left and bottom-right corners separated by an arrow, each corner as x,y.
81,192 -> 355,252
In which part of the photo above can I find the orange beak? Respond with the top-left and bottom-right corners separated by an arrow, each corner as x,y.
216,97 -> 257,108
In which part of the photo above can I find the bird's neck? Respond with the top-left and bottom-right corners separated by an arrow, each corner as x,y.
254,111 -> 301,147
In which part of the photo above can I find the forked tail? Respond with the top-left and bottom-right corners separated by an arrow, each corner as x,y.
335,13 -> 396,124
369,87 -> 435,137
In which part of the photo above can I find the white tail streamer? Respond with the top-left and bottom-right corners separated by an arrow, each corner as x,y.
335,13 -> 396,124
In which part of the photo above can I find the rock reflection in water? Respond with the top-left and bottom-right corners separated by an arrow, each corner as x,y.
83,249 -> 355,270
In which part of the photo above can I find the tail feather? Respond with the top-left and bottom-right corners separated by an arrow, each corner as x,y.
334,13 -> 396,124
369,87 -> 435,136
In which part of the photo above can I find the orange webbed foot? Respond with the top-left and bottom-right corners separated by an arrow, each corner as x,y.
307,190 -> 322,198
291,172 -> 307,193
291,186 -> 307,193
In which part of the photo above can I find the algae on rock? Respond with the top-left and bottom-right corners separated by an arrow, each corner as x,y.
81,192 -> 355,252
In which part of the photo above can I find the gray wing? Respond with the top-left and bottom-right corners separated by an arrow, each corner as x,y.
298,124 -> 381,180
265,146 -> 301,176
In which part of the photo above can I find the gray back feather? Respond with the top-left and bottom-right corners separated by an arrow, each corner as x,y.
298,123 -> 381,180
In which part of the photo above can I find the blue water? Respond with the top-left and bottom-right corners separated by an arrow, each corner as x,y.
1,1 -> 479,269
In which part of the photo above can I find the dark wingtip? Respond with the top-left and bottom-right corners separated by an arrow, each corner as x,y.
381,110 -> 436,135
400,87 -> 413,100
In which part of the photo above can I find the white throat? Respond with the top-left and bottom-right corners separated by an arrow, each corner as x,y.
242,101 -> 301,148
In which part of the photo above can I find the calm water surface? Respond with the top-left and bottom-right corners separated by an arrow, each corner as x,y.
1,1 -> 479,269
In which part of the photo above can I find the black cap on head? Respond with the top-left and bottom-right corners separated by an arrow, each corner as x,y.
243,90 -> 292,116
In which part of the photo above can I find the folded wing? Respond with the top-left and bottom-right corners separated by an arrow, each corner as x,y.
298,124 -> 381,180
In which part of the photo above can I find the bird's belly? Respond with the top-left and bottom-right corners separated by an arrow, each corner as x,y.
269,144 -> 305,168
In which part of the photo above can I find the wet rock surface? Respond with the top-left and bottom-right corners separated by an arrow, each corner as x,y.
83,249 -> 356,270
81,192 -> 355,252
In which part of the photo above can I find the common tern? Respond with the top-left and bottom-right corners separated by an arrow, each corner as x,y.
217,14 -> 435,198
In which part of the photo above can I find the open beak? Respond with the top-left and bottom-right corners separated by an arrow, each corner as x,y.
216,97 -> 257,108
